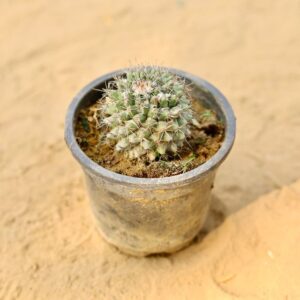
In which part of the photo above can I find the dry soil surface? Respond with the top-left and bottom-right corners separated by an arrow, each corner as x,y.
1,0 -> 300,299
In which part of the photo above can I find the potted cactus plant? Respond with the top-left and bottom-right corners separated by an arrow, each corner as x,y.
65,66 -> 236,256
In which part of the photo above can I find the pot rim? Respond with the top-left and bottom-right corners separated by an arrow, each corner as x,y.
65,67 -> 236,187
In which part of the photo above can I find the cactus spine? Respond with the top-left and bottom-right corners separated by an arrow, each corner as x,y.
99,67 -> 200,161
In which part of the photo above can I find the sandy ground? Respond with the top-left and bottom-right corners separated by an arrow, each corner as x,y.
1,0 -> 300,299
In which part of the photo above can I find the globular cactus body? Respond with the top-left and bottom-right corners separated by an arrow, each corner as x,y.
99,67 -> 200,161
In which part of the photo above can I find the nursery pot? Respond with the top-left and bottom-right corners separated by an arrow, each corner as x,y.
65,67 -> 236,256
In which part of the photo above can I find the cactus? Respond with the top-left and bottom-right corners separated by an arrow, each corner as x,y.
99,67 -> 200,161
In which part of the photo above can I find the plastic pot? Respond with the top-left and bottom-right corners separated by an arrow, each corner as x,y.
65,67 -> 236,256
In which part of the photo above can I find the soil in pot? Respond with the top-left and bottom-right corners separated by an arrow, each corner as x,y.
75,98 -> 224,178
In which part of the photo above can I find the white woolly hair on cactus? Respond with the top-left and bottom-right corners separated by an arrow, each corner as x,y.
99,66 -> 200,161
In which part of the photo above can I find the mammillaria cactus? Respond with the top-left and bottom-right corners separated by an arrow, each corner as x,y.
99,67 -> 201,161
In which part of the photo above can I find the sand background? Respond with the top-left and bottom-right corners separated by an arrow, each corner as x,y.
1,0 -> 300,299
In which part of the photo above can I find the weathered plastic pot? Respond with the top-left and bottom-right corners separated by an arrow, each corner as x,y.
65,67 -> 236,256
